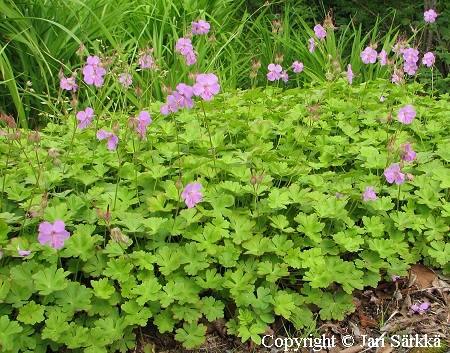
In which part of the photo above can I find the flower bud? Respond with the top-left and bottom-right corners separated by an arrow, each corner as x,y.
48,148 -> 59,157
250,175 -> 257,185
175,179 -> 183,190
53,158 -> 62,167
110,227 -> 129,244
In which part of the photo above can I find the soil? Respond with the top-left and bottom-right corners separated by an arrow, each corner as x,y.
130,264 -> 450,353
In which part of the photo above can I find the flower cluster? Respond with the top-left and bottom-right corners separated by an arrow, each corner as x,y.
175,38 -> 197,66
160,82 -> 198,114
83,56 -> 107,87
191,19 -> 210,35
60,77 -> 78,93
119,73 -> 133,88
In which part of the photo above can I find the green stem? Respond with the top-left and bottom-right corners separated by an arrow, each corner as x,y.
200,101 -> 218,178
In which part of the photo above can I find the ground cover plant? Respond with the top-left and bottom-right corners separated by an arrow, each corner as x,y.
0,2 -> 450,353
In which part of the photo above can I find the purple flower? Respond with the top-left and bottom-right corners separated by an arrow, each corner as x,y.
181,182 -> 203,208
308,38 -> 315,53
192,19 -> 210,35
424,9 -> 438,23
347,64 -> 354,84
379,50 -> 388,66
76,107 -> 95,129
119,74 -> 132,87
411,302 -> 430,312
266,63 -> 282,81
175,38 -> 194,56
97,130 -> 119,150
360,47 -> 377,64
363,186 -> 376,201
83,64 -> 107,87
292,61 -> 303,73
160,93 -> 181,114
38,220 -> 70,249
399,142 -> 416,162
380,96 -> 385,102
138,54 -> 153,69
176,83 -> 194,108
60,77 -> 78,92
335,192 -> 344,198
402,48 -> 419,63
193,73 -> 220,101
391,275 -> 400,282
184,50 -> 197,66
314,24 -> 327,40
86,56 -> 101,67
384,163 -> 405,185
17,246 -> 31,257
137,110 -> 152,133
404,61 -> 418,75
398,104 -> 416,124
280,70 -> 288,83
422,52 -> 435,67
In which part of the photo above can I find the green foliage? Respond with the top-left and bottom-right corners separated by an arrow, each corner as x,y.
1,3 -> 450,351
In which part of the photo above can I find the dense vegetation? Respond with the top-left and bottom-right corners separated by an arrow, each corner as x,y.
0,0 -> 449,352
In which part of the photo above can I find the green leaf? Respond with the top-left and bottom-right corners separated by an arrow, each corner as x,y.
294,212 -> 325,243
0,316 -> 23,351
121,299 -> 153,326
362,216 -> 385,237
272,291 -> 296,319
427,241 -> 450,265
61,224 -> 97,261
267,189 -> 291,209
179,243 -> 209,275
103,257 -> 133,282
60,322 -> 89,349
155,246 -> 181,275
257,261 -> 289,282
154,309 -> 178,333
229,214 -> 255,244
424,215 -> 448,241
207,193 -> 235,217
32,265 -> 69,295
318,292 -> 355,320
54,282 -> 92,316
17,301 -> 45,325
131,278 -> 162,305
175,322 -> 206,349
41,311 -> 70,341
91,278 -> 116,300
201,296 -> 225,321
94,317 -> 128,344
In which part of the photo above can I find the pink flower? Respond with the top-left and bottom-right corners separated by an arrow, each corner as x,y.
193,73 -> 220,101
83,64 -> 107,87
347,64 -> 354,84
292,61 -> 303,73
192,19 -> 210,35
379,50 -> 388,66
38,220 -> 70,249
181,182 -> 203,208
97,130 -> 119,150
398,104 -> 416,124
360,47 -> 377,64
175,38 -> 194,56
280,70 -> 288,82
86,56 -> 101,67
76,107 -> 95,129
411,302 -> 430,312
160,93 -> 181,114
60,77 -> 78,92
400,142 -> 416,162
363,186 -> 376,201
335,192 -> 344,198
402,48 -> 419,63
424,9 -> 438,23
137,110 -> 152,133
422,52 -> 435,67
138,54 -> 153,69
380,96 -> 385,102
404,61 -> 418,75
384,163 -> 405,185
314,24 -> 327,40
17,246 -> 31,257
119,74 -> 132,87
266,63 -> 282,81
308,38 -> 315,52
176,83 -> 194,109
391,275 -> 400,282
184,50 -> 197,66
